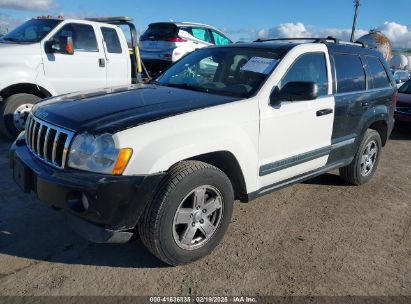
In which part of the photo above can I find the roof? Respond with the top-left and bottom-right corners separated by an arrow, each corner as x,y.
201,40 -> 385,62
148,21 -> 221,31
249,37 -> 384,58
214,42 -> 298,51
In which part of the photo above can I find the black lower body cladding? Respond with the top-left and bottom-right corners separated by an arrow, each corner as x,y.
10,138 -> 165,243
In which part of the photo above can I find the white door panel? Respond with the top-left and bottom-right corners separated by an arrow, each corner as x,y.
43,52 -> 106,94
42,23 -> 107,95
101,26 -> 131,87
105,53 -> 129,87
259,96 -> 335,165
258,96 -> 334,188
257,45 -> 335,190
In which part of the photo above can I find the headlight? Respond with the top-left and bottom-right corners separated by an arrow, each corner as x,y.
67,132 -> 132,175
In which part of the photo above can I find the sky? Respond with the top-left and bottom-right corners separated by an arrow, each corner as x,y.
0,0 -> 410,48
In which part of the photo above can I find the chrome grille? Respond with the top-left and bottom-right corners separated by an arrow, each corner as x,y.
25,114 -> 74,169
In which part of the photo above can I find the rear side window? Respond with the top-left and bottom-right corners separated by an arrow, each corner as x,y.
191,27 -> 212,43
211,31 -> 230,45
334,54 -> 365,93
398,79 -> 411,93
400,71 -> 409,81
53,23 -> 98,52
279,53 -> 329,97
101,27 -> 122,54
141,23 -> 177,41
366,56 -> 391,89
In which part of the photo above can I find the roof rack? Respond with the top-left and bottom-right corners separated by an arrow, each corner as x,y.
178,21 -> 219,30
86,16 -> 133,23
253,36 -> 365,48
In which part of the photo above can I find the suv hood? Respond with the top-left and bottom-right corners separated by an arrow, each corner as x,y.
32,84 -> 239,133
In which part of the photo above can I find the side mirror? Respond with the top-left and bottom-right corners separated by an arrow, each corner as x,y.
45,36 -> 74,55
270,81 -> 318,104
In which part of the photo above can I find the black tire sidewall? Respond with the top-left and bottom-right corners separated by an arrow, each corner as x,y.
1,94 -> 41,139
157,168 -> 234,265
354,130 -> 382,184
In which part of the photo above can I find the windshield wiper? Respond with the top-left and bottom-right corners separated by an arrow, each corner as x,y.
165,83 -> 210,93
149,80 -> 162,86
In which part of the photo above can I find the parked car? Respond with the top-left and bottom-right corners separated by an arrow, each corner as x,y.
0,16 -> 142,139
395,78 -> 411,123
10,37 -> 396,266
392,69 -> 410,88
140,22 -> 232,74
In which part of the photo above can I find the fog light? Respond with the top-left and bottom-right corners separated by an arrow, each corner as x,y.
66,191 -> 88,213
81,193 -> 89,211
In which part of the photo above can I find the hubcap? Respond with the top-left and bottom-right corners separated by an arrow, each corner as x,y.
13,104 -> 33,131
172,185 -> 223,250
360,140 -> 378,177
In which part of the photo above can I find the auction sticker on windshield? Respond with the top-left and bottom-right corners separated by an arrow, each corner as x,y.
241,57 -> 278,74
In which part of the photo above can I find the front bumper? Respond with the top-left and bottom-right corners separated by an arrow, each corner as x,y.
10,137 -> 165,243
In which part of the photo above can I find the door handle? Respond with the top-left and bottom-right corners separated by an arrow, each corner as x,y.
99,58 -> 105,68
316,108 -> 333,117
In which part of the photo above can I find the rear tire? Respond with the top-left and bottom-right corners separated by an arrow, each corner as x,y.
138,161 -> 234,266
339,129 -> 382,185
0,93 -> 41,139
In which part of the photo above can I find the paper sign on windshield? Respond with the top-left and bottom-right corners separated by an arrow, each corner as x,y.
240,57 -> 278,74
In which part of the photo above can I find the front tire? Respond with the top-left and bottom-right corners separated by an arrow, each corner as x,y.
339,129 -> 382,185
138,161 -> 234,266
0,93 -> 41,139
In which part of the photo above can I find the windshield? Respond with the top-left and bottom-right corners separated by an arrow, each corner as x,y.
0,19 -> 62,43
155,47 -> 281,98
399,79 -> 411,94
140,23 -> 177,41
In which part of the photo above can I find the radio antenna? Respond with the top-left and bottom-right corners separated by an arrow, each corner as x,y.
350,0 -> 361,42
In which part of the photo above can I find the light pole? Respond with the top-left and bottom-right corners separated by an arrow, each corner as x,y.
350,0 -> 360,42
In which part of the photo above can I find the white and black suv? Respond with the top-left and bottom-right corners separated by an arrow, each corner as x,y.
140,22 -> 232,73
11,37 -> 396,266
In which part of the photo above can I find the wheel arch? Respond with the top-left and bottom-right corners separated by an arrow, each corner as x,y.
368,120 -> 388,146
357,105 -> 390,147
0,83 -> 53,101
186,151 -> 248,202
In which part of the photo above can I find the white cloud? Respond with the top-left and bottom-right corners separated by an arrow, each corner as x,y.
376,22 -> 411,49
258,22 -> 311,39
0,0 -> 52,11
234,21 -> 411,49
318,28 -> 369,42
256,22 -> 368,41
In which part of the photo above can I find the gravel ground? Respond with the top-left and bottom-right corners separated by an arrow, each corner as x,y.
0,126 -> 410,296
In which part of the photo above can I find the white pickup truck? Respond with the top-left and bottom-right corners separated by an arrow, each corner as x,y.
0,16 -> 143,139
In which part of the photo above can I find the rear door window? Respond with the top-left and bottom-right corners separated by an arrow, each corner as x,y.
53,23 -> 98,52
211,30 -> 230,45
191,27 -> 212,43
398,79 -> 411,93
334,54 -> 366,93
279,53 -> 329,97
365,56 -> 391,89
101,27 -> 122,54
400,72 -> 409,81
